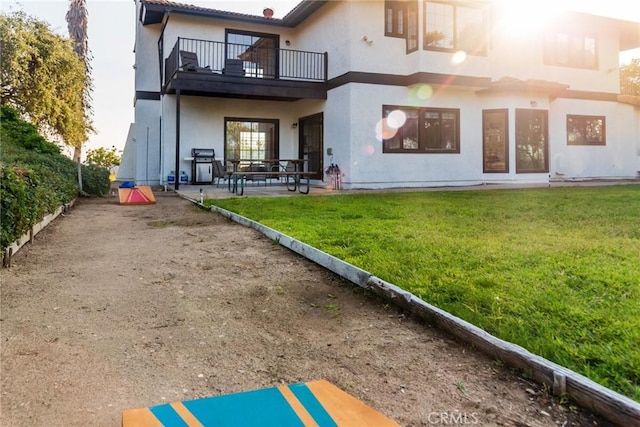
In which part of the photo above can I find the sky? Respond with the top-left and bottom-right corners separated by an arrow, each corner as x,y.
1,0 -> 639,157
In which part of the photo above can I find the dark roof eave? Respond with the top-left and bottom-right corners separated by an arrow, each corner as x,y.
140,0 -> 328,27
476,79 -> 570,95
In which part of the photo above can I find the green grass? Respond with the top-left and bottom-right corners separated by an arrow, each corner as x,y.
205,186 -> 640,401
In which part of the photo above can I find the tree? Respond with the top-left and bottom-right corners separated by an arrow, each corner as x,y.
0,11 -> 91,150
66,0 -> 94,163
620,58 -> 640,96
85,146 -> 121,170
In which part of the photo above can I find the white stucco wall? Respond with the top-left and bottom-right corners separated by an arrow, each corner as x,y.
489,10 -> 624,92
134,1 -> 161,92
132,99 -> 161,185
329,83 -> 639,189
158,96 -> 325,184
287,1 -> 351,79
549,99 -> 639,179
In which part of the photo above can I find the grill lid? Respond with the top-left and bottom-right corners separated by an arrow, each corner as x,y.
192,148 -> 215,157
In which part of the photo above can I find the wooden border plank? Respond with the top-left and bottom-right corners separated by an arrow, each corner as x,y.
199,200 -> 640,426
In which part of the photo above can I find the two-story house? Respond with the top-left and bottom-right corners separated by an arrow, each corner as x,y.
122,0 -> 640,189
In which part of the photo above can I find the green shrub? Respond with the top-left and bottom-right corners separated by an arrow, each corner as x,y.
81,164 -> 110,197
0,106 -> 61,155
0,165 -> 39,250
0,105 -> 108,253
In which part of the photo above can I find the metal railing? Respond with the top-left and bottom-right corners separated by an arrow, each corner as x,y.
620,79 -> 639,96
164,37 -> 327,86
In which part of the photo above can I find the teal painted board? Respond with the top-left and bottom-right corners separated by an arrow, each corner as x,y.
289,383 -> 337,427
149,404 -> 189,427
183,386 -> 305,427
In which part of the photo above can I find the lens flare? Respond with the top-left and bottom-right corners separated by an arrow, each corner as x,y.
451,50 -> 467,65
375,118 -> 398,141
408,84 -> 434,106
387,110 -> 407,129
361,144 -> 375,156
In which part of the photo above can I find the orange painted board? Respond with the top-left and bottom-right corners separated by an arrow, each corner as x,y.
118,186 -> 156,205
307,380 -> 401,427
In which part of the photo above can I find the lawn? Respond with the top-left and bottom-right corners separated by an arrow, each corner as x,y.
205,185 -> 640,401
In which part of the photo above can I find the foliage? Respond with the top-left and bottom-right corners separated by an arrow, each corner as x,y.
0,106 -> 60,155
207,186 -> 640,401
620,58 -> 640,96
81,164 -> 110,197
85,146 -> 121,170
0,105 -> 104,252
0,11 -> 92,150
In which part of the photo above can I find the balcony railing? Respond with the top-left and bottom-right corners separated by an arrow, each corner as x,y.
164,37 -> 327,87
620,79 -> 639,96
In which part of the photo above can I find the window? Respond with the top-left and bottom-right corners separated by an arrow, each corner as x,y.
382,106 -> 460,153
424,1 -> 486,55
567,115 -> 606,145
385,1 -> 406,38
515,109 -> 548,173
224,119 -> 278,161
544,32 -> 597,69
483,109 -> 509,173
406,1 -> 419,53
385,1 -> 419,53
226,30 -> 279,78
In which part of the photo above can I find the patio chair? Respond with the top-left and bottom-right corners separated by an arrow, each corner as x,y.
180,51 -> 212,73
222,59 -> 245,77
212,160 -> 229,187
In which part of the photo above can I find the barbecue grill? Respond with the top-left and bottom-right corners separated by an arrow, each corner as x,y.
191,148 -> 215,184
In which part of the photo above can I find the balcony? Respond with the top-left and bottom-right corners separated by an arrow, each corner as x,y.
163,38 -> 328,101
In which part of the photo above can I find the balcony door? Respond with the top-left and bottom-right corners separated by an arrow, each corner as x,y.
226,30 -> 279,79
298,113 -> 323,180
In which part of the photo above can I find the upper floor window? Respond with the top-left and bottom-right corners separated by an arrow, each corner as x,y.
424,1 -> 487,55
382,106 -> 460,153
385,1 -> 419,53
567,115 -> 606,145
385,1 -> 406,38
544,32 -> 597,69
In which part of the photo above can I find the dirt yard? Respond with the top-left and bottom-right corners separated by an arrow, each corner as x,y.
0,192 -> 611,426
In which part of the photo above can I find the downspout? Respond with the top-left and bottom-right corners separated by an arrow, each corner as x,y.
157,12 -> 170,187
175,88 -> 181,190
158,12 -> 171,92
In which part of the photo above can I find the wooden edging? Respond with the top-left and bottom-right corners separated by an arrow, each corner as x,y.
199,200 -> 639,426
2,199 -> 76,268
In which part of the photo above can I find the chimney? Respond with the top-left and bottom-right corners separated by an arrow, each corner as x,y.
263,7 -> 274,18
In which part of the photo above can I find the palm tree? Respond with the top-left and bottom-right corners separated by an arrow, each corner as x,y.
65,0 -> 93,164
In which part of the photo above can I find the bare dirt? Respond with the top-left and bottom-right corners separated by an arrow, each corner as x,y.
0,192 -> 611,426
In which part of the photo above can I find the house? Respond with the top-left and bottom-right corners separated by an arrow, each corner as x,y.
122,0 -> 640,189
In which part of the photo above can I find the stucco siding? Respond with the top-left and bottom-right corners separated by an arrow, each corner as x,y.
133,99 -> 161,185
549,99 -> 639,179
135,0 -> 161,93
158,96 -> 325,183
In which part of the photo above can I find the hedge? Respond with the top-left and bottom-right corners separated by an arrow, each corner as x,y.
0,106 -> 110,253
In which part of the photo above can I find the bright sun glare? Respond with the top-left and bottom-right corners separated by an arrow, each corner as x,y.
495,0 -> 566,37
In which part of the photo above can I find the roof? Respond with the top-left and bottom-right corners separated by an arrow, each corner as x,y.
139,1 -> 639,50
140,0 -> 329,27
